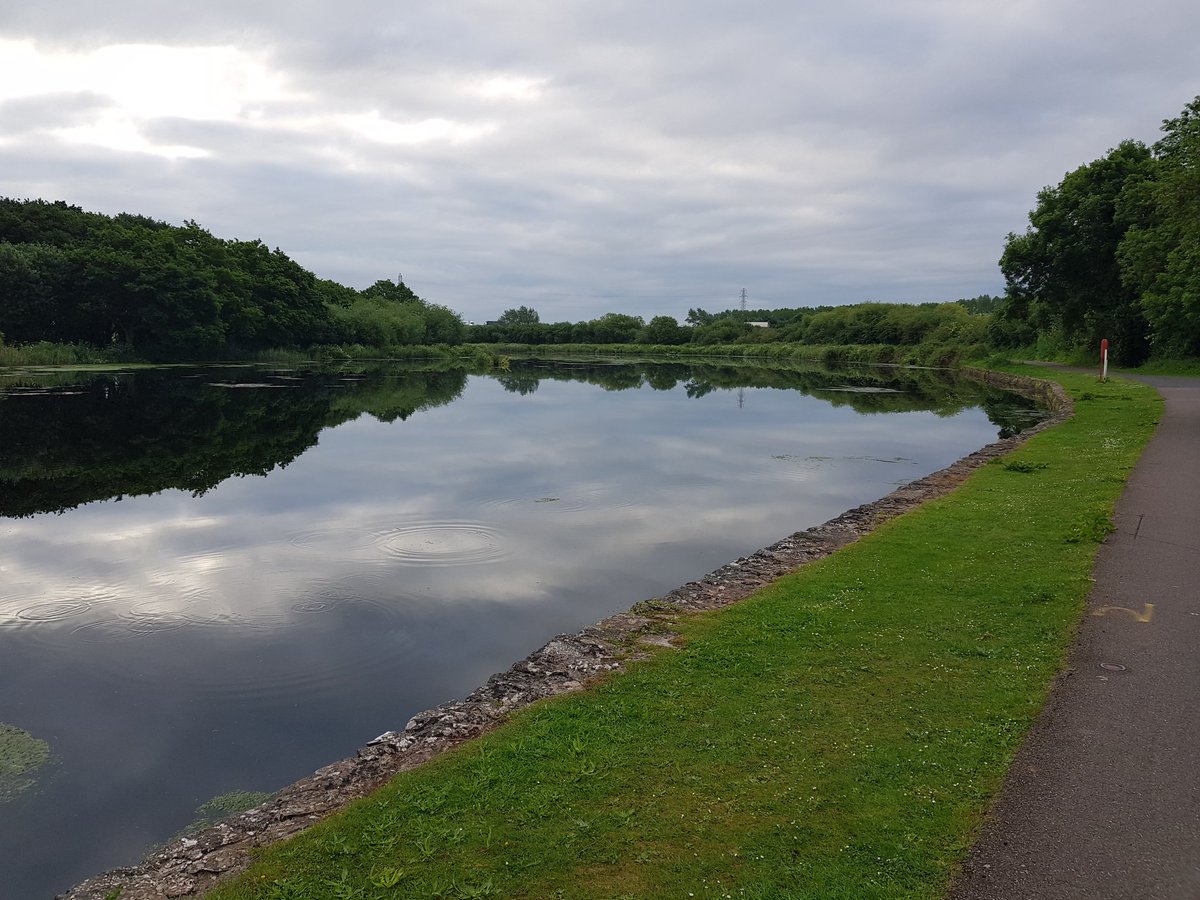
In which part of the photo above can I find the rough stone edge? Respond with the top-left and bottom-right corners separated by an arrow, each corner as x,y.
59,369 -> 1071,900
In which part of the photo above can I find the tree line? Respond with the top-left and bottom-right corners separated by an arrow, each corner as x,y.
993,95 -> 1200,364
468,299 -> 993,350
0,195 -> 1005,362
0,199 -> 465,358
9,87 -> 1196,370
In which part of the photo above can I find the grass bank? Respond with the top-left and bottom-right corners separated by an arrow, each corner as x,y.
1119,358 -> 1200,376
0,340 -> 122,367
201,368 -> 1157,900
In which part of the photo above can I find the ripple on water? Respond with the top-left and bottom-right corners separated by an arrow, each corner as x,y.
285,526 -> 378,555
48,594 -> 416,704
374,521 -> 507,566
479,489 -> 635,515
767,453 -> 917,483
0,589 -> 124,630
477,496 -> 523,512
292,598 -> 336,613
70,613 -> 192,643
558,488 -> 636,513
180,594 -> 419,702
767,455 -> 828,483
15,599 -> 93,623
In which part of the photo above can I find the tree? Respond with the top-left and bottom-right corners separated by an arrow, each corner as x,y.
691,318 -> 748,345
361,276 -> 420,304
223,239 -> 324,348
422,303 -> 466,345
0,242 -> 69,343
956,294 -> 1004,315
0,198 -> 102,246
586,313 -> 644,344
63,222 -> 225,353
638,315 -> 689,345
999,140 -> 1155,363
497,305 -> 540,325
1117,96 -> 1200,358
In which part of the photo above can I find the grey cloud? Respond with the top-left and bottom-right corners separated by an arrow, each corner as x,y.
0,91 -> 112,134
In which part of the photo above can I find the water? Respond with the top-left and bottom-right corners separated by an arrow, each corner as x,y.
0,358 -> 1043,897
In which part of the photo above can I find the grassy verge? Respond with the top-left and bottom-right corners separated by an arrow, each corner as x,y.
206,369 -> 1158,900
1121,358 -> 1200,376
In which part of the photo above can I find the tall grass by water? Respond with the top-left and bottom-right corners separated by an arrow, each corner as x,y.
0,341 -> 115,367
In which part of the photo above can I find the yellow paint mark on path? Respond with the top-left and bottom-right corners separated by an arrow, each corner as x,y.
1092,603 -> 1155,623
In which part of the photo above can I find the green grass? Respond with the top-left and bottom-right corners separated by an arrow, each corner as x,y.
208,369 -> 1159,900
0,723 -> 52,802
1122,358 -> 1200,376
0,341 -> 119,367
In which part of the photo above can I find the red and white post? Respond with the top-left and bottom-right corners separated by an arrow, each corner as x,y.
1100,338 -> 1109,382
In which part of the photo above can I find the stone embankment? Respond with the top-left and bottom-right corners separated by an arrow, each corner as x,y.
61,369 -> 1070,900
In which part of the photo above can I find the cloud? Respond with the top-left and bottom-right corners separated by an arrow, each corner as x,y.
2,1 -> 1199,319
0,91 -> 112,134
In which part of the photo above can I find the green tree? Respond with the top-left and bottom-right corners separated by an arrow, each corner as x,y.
361,276 -> 420,304
330,296 -> 426,345
223,239 -> 325,348
0,242 -> 69,343
691,318 -> 749,345
0,198 -> 103,246
497,305 -> 540,325
956,294 -> 1004,315
64,222 -> 225,353
585,313 -> 644,343
1117,96 -> 1200,358
422,303 -> 466,345
999,140 -> 1155,363
638,315 -> 689,345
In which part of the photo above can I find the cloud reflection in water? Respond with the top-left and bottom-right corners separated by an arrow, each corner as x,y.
0,363 -> 1028,897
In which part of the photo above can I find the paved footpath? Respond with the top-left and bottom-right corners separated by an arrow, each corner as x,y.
950,372 -> 1200,900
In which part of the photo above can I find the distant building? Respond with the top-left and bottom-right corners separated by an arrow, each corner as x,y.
747,321 -> 770,328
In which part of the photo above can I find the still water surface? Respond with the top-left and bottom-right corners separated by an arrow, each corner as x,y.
0,359 -> 1043,897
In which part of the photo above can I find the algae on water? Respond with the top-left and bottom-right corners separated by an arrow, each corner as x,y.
178,790 -> 274,836
0,723 -> 51,801
197,790 -> 272,820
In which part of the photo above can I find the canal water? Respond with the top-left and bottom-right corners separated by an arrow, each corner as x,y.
0,358 -> 1044,897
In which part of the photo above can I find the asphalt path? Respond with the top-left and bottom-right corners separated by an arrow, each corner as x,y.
950,371 -> 1200,899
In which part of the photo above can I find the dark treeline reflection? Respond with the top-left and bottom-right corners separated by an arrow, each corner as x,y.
494,358 -> 1044,428
1,359 -> 1044,518
0,364 -> 469,518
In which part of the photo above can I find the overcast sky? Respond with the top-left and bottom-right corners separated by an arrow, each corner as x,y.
1,2 -> 1197,322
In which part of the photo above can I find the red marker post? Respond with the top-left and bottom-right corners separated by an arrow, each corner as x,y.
1100,338 -> 1109,382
